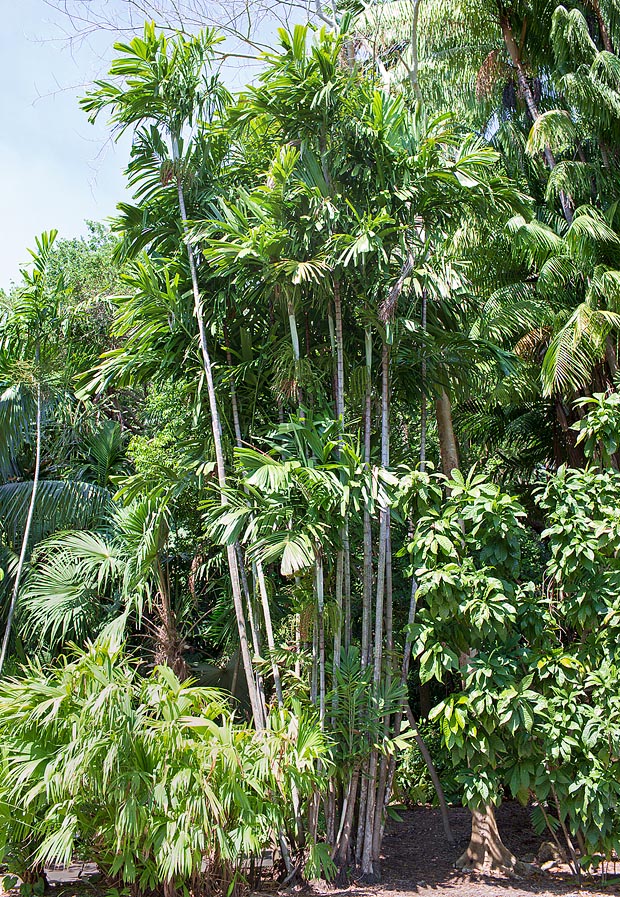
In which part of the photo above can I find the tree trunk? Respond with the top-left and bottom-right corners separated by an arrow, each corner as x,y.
256,560 -> 284,707
333,548 -> 344,714
420,288 -> 428,471
361,327 -> 373,668
174,166 -> 263,729
154,556 -> 188,681
316,555 -> 326,726
360,340 -> 390,882
405,705 -> 454,843
456,805 -> 525,874
372,521 -> 393,861
237,545 -> 267,718
605,336 -> 619,381
590,0 -> 613,52
0,380 -> 42,676
225,323 -> 281,711
333,279 -> 351,660
333,765 -> 360,881
435,389 -> 460,476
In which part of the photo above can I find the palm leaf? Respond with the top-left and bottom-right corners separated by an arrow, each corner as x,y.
0,480 -> 113,549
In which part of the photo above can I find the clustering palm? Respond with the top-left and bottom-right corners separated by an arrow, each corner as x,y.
9,7 -> 620,893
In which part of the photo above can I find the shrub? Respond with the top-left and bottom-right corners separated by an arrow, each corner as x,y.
0,640 -> 330,895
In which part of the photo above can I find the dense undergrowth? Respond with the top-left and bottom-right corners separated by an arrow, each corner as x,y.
4,0 -> 620,891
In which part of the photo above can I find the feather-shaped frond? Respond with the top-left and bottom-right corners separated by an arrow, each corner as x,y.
526,110 -> 577,157
541,303 -> 620,395
0,480 -> 113,549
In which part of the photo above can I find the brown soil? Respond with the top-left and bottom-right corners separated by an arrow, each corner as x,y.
4,803 -> 619,897
308,802 -> 620,897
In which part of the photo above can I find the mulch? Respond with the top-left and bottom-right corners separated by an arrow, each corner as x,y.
3,802 -> 618,897
310,802 -> 620,897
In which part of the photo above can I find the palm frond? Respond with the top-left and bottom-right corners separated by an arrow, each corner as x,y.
0,480 -> 113,549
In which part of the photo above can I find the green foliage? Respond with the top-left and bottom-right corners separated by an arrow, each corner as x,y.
572,390 -> 620,466
0,641 -> 330,891
395,719 -> 463,807
9,1 -> 620,884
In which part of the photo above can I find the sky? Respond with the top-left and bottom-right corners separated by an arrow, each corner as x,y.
0,1 -> 134,289
0,1 -> 274,291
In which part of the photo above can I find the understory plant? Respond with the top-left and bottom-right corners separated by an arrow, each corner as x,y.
411,437 -> 620,877
0,640 -> 331,895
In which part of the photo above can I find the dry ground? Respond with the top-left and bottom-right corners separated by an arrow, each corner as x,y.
314,803 -> 620,897
3,803 -> 619,897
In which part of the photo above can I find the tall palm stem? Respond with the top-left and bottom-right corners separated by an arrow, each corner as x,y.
316,555 -> 326,726
225,319 -> 283,709
173,159 -> 263,729
361,327 -> 373,667
333,277 -> 349,679
256,561 -> 284,707
361,339 -> 390,880
420,289 -> 428,470
0,381 -> 41,677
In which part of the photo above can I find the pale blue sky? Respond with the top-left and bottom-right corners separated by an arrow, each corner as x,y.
0,1 -> 276,290
0,1 -> 134,289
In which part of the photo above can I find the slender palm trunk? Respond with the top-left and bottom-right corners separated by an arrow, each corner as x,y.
362,327 -> 373,668
420,289 -> 428,471
332,278 -> 350,677
333,548 -> 344,713
361,340 -> 390,881
0,382 -> 41,676
333,765 -> 360,880
256,561 -> 284,707
237,545 -> 267,719
372,521 -> 393,860
225,319 -> 283,709
316,555 -> 326,726
174,161 -> 263,729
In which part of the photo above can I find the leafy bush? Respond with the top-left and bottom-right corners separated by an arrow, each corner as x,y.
0,641 -> 331,895
394,719 -> 463,807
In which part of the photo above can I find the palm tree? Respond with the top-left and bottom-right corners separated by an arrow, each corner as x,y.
22,497 -> 188,677
0,233 -> 113,673
82,23 -> 264,727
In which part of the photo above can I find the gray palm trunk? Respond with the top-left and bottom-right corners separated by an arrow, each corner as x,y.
0,381 -> 42,676
226,327 -> 284,709
173,157 -> 263,729
360,339 -> 391,880
361,327 -> 373,667
332,278 -> 349,682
